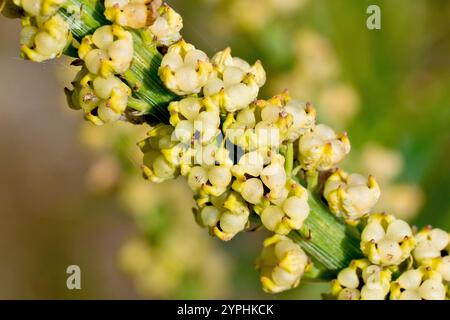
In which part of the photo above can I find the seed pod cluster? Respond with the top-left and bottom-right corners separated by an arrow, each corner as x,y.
14,0 -> 71,62
330,222 -> 449,299
66,68 -> 131,125
3,0 -> 449,299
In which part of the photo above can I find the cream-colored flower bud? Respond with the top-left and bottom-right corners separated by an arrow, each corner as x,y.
360,213 -> 415,267
14,0 -> 66,17
413,227 -> 450,263
206,192 -> 250,241
260,190 -> 309,235
20,15 -> 71,62
187,166 -> 209,191
138,125 -> 181,182
104,0 -> 161,29
298,124 -> 350,171
324,169 -> 380,223
168,97 -> 220,146
260,153 -> 286,197
198,205 -> 221,228
390,267 -> 446,300
204,47 -> 266,113
66,69 -> 131,125
331,259 -> 391,300
239,178 -> 264,204
231,150 -> 265,179
79,25 -> 133,77
159,40 -> 212,95
256,235 -> 310,293
148,3 -> 183,46
257,91 -> 316,143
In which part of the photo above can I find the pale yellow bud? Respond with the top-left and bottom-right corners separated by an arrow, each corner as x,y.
256,235 -> 309,293
20,15 -> 70,62
324,169 -> 380,223
298,124 -> 350,171
360,213 -> 415,267
79,25 -> 134,77
148,4 -> 183,46
159,40 -> 212,95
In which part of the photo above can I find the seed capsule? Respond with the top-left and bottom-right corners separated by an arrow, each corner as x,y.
390,267 -> 446,300
79,25 -> 134,77
331,259 -> 391,300
167,97 -> 220,145
203,47 -> 266,113
148,3 -> 183,46
257,91 -> 316,143
298,124 -> 350,171
20,15 -> 71,62
138,125 -> 182,182
413,227 -> 450,263
360,213 -> 415,267
324,169 -> 380,224
66,68 -> 131,125
194,192 -> 250,241
159,40 -> 212,96
256,235 -> 310,294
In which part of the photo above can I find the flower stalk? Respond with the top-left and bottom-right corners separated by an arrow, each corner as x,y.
4,1 -> 448,299
3,0 -> 365,281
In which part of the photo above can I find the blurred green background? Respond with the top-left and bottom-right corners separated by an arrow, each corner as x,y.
0,0 -> 449,299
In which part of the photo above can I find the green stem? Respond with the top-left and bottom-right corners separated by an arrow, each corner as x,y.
284,142 -> 294,178
290,192 -> 364,280
4,0 -> 365,282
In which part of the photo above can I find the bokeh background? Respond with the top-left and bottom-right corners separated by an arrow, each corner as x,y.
0,0 -> 449,299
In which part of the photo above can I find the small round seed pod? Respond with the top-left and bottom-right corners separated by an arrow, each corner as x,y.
390,267 -> 447,300
260,153 -> 287,199
78,25 -> 134,77
187,164 -> 232,197
203,47 -> 266,113
138,124 -> 181,183
222,106 -> 258,145
13,0 -> 66,17
360,213 -> 416,267
148,3 -> 183,46
159,40 -> 212,96
257,91 -> 316,143
168,97 -> 221,146
298,124 -> 351,171
260,185 -> 309,235
413,226 -> 450,264
104,0 -> 162,29
194,191 -> 250,241
324,169 -> 381,224
330,259 -> 392,300
231,150 -> 265,180
256,234 -> 310,294
65,68 -> 131,125
20,15 -> 71,62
